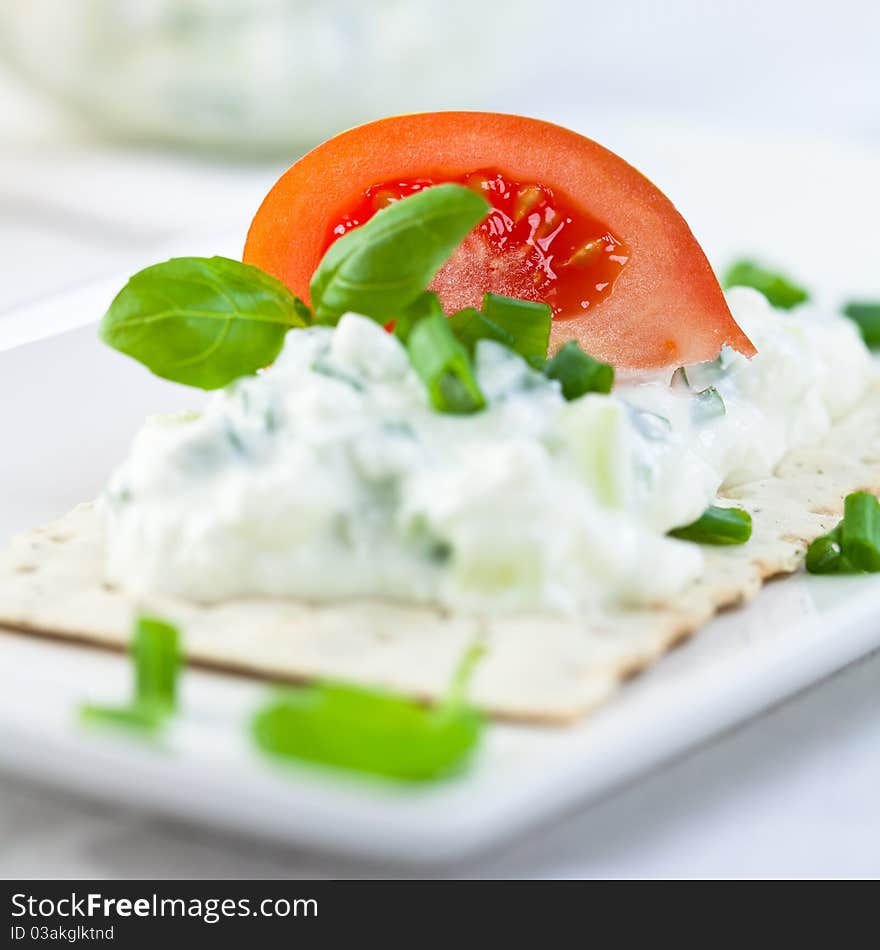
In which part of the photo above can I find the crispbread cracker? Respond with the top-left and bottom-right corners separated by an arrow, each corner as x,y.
2,386 -> 879,723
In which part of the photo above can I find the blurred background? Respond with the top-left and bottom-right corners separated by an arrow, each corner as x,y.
1,0 -> 878,313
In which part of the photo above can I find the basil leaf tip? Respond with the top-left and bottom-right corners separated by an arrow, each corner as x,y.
100,256 -> 311,390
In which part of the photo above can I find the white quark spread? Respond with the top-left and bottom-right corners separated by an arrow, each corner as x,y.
102,287 -> 875,614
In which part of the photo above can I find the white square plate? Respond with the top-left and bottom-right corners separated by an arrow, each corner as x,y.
1,297 -> 879,864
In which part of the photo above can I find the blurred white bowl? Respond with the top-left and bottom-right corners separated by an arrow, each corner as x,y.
0,0 -> 506,155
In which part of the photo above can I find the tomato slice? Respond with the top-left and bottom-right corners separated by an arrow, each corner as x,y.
243,112 -> 755,371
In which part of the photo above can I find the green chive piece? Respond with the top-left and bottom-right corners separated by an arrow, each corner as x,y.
842,301 -> 880,348
692,386 -> 726,421
682,355 -> 726,391
448,307 -> 515,352
670,366 -> 690,391
251,643 -> 485,781
79,703 -> 166,734
543,341 -> 614,399
439,640 -> 486,713
78,614 -> 181,735
134,615 -> 181,713
480,293 -> 552,368
671,364 -> 725,420
407,312 -> 485,414
669,505 -> 753,545
394,291 -> 444,343
839,491 -> 880,572
722,259 -> 809,310
807,493 -> 880,575
804,526 -> 852,575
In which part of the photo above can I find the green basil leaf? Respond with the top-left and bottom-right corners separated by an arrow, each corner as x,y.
309,184 -> 489,326
252,685 -> 482,781
251,643 -> 485,781
100,256 -> 311,390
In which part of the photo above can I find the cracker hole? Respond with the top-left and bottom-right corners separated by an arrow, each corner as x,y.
14,564 -> 36,575
49,533 -> 71,543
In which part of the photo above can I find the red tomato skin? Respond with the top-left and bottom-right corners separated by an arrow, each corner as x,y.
243,112 -> 755,371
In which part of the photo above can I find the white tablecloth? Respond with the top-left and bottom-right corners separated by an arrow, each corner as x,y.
2,64 -> 879,880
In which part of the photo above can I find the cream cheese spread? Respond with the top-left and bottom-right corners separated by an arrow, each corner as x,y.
102,287 -> 874,613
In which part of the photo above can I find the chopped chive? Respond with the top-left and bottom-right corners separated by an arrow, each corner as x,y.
807,492 -> 880,575
407,312 -> 485,414
842,301 -> 880,348
134,615 -> 181,713
78,614 -> 182,735
311,360 -> 365,391
805,526 -> 851,574
543,341 -> 614,399
669,505 -> 752,545
448,307 -> 515,352
670,366 -> 690,391
439,640 -> 486,712
692,386 -> 726,421
671,366 -> 725,421
394,291 -> 444,343
682,355 -> 726,391
79,703 -> 166,734
480,293 -> 552,368
839,491 -> 880,572
805,492 -> 880,574
722,259 -> 809,310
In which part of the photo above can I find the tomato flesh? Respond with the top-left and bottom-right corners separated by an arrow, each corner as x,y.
324,169 -> 630,321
